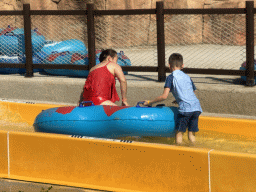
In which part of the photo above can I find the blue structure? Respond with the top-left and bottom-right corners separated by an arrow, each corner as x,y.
34,102 -> 178,138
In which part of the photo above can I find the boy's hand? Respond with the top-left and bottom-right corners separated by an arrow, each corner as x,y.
172,100 -> 177,104
143,100 -> 150,106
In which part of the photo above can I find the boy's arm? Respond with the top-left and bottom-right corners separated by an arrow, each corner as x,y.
144,88 -> 170,106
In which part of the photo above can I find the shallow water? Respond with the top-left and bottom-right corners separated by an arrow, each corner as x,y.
0,122 -> 255,154
0,106 -> 255,154
118,130 -> 256,154
0,104 -> 34,132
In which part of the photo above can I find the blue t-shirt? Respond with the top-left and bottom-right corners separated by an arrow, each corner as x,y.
164,70 -> 202,113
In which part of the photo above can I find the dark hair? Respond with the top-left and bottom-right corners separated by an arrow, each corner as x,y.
169,53 -> 183,68
99,49 -> 117,62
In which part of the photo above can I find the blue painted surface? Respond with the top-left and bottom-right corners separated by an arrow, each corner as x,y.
34,104 -> 178,138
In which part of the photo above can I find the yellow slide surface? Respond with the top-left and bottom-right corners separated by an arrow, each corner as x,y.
1,100 -> 256,140
0,100 -> 256,191
0,131 -> 8,177
0,101 -> 65,125
0,131 -> 255,192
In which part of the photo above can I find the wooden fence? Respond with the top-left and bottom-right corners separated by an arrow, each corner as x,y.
0,1 -> 255,85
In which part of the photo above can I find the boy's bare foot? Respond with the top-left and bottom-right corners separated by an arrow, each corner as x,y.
175,131 -> 183,144
188,131 -> 196,143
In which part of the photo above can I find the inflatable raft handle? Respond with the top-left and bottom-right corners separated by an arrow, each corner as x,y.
79,101 -> 95,107
4,31 -> 14,36
136,101 -> 152,108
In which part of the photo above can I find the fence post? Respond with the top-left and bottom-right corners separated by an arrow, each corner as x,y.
156,1 -> 166,82
87,3 -> 96,70
246,1 -> 255,86
23,4 -> 33,77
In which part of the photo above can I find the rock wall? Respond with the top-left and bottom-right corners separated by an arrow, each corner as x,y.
0,0 -> 253,47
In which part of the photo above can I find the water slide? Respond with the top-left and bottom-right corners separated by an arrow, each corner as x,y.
0,100 -> 256,192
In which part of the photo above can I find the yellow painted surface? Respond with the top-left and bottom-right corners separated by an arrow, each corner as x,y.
210,150 -> 256,192
0,131 -> 8,177
1,101 -> 256,191
9,132 -> 209,192
0,101 -> 64,126
199,116 -> 256,141
1,100 -> 256,139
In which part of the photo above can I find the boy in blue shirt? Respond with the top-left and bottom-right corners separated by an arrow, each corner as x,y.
143,53 -> 202,144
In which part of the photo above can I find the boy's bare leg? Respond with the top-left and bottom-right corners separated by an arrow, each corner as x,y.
188,131 -> 196,144
101,100 -> 118,106
175,131 -> 183,144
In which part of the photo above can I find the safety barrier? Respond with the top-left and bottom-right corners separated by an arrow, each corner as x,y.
7,132 -> 209,192
198,116 -> 256,141
0,131 -> 8,177
0,131 -> 255,192
210,150 -> 256,191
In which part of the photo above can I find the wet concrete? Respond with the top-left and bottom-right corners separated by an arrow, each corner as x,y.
0,72 -> 255,117
0,179 -> 105,192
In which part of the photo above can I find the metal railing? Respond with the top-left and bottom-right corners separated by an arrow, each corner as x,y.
0,1 -> 254,86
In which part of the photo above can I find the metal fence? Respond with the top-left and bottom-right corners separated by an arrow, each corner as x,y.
164,14 -> 246,69
0,1 -> 255,85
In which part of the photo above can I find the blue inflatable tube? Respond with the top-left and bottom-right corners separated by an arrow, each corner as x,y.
41,51 -> 89,77
36,39 -> 88,77
0,55 -> 21,74
18,54 -> 45,73
41,49 -> 131,77
34,102 -> 178,138
0,54 -> 44,74
0,26 -> 46,55
40,39 -> 87,56
240,60 -> 256,82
